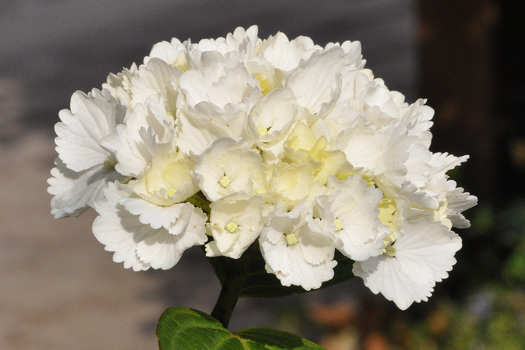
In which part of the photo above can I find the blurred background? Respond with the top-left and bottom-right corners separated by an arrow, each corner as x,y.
1,0 -> 524,349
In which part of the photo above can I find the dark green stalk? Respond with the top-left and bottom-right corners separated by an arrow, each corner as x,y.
185,191 -> 211,214
210,242 -> 258,328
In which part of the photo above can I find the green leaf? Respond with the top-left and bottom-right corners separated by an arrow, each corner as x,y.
236,328 -> 325,349
207,248 -> 355,298
157,307 -> 325,350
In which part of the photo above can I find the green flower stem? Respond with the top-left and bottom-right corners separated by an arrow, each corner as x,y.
210,242 -> 258,329
186,192 -> 211,214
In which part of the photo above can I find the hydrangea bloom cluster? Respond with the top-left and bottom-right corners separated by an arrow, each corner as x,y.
48,26 -> 477,310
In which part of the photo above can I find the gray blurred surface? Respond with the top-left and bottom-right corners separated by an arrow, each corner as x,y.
0,1 -> 418,348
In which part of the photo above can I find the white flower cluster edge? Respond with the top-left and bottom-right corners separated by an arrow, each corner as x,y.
48,26 -> 477,310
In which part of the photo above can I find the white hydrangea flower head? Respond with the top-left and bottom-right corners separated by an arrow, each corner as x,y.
49,25 -> 477,309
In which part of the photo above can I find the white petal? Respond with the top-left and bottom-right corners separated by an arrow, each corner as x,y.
246,87 -> 297,144
103,65 -> 137,107
48,158 -> 122,218
136,224 -> 205,270
267,163 -> 321,207
429,153 -> 469,177
353,256 -> 433,310
286,247 -> 336,291
338,122 -> 415,196
396,220 -> 462,284
286,47 -> 359,113
194,137 -> 266,201
109,98 -> 176,177
169,205 -> 207,237
146,40 -> 184,65
130,58 -> 181,113
404,142 -> 432,187
315,176 -> 387,260
175,106 -> 237,156
262,240 -> 336,291
353,219 -> 462,310
120,196 -> 188,231
258,32 -> 319,72
341,235 -> 385,261
92,182 -> 206,271
299,225 -> 334,266
206,194 -> 264,259
260,203 -> 336,291
400,182 -> 439,209
55,89 -> 125,172
92,183 -> 151,271
205,240 -> 223,257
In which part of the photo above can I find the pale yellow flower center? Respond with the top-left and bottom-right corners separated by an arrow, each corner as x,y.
254,187 -> 267,194
383,245 -> 396,257
285,233 -> 299,246
257,126 -> 268,136
334,218 -> 343,231
219,175 -> 231,188
226,221 -> 238,233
